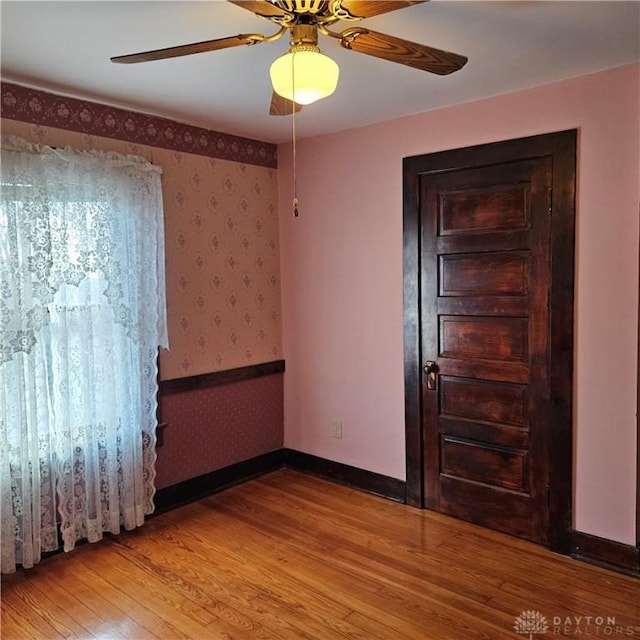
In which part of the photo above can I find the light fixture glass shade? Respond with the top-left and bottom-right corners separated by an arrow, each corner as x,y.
270,50 -> 339,105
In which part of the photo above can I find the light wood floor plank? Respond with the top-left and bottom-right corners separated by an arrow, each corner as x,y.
2,469 -> 639,639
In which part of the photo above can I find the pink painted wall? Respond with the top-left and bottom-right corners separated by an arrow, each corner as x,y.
278,63 -> 640,545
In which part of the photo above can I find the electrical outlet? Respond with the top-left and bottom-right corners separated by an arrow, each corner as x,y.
331,419 -> 343,439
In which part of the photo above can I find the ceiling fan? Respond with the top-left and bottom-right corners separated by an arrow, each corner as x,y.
111,0 -> 468,116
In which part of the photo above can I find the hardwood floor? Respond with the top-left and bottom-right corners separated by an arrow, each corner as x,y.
2,469 -> 639,639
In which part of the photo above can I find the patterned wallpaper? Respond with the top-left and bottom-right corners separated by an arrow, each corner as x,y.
155,147 -> 282,379
1,83 -> 283,380
155,374 -> 284,489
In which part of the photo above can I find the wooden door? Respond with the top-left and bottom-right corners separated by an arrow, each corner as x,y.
403,131 -> 576,551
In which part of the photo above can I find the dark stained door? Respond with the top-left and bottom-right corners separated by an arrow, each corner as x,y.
422,158 -> 552,543
403,131 -> 576,550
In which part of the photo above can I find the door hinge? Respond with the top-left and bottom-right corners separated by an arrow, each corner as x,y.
546,484 -> 551,509
548,188 -> 553,215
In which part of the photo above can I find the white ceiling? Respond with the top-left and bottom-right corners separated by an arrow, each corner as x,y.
1,1 -> 639,144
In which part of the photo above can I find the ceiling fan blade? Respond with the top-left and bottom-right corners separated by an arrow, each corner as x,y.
339,28 -> 467,75
269,92 -> 303,116
111,33 -> 262,64
332,1 -> 425,20
228,0 -> 294,21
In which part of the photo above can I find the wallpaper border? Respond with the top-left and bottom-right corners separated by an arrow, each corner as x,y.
1,81 -> 277,168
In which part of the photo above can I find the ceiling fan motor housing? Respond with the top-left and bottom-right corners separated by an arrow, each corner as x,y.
289,24 -> 319,48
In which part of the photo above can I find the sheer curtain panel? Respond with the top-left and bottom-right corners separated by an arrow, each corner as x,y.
0,135 -> 168,573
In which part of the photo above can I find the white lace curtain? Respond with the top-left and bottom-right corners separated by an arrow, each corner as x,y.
0,135 -> 168,573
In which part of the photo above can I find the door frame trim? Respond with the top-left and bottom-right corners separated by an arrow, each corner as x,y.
402,130 -> 577,553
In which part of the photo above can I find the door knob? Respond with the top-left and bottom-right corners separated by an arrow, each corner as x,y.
424,360 -> 439,390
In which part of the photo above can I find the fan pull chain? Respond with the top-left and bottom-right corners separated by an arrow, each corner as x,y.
291,50 -> 299,218
292,109 -> 299,217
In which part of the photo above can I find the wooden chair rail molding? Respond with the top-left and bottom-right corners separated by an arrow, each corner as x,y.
159,360 -> 285,395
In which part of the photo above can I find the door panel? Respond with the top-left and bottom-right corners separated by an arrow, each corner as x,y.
440,376 -> 528,426
440,437 -> 527,491
440,252 -> 529,296
440,316 -> 529,361
439,185 -> 529,234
